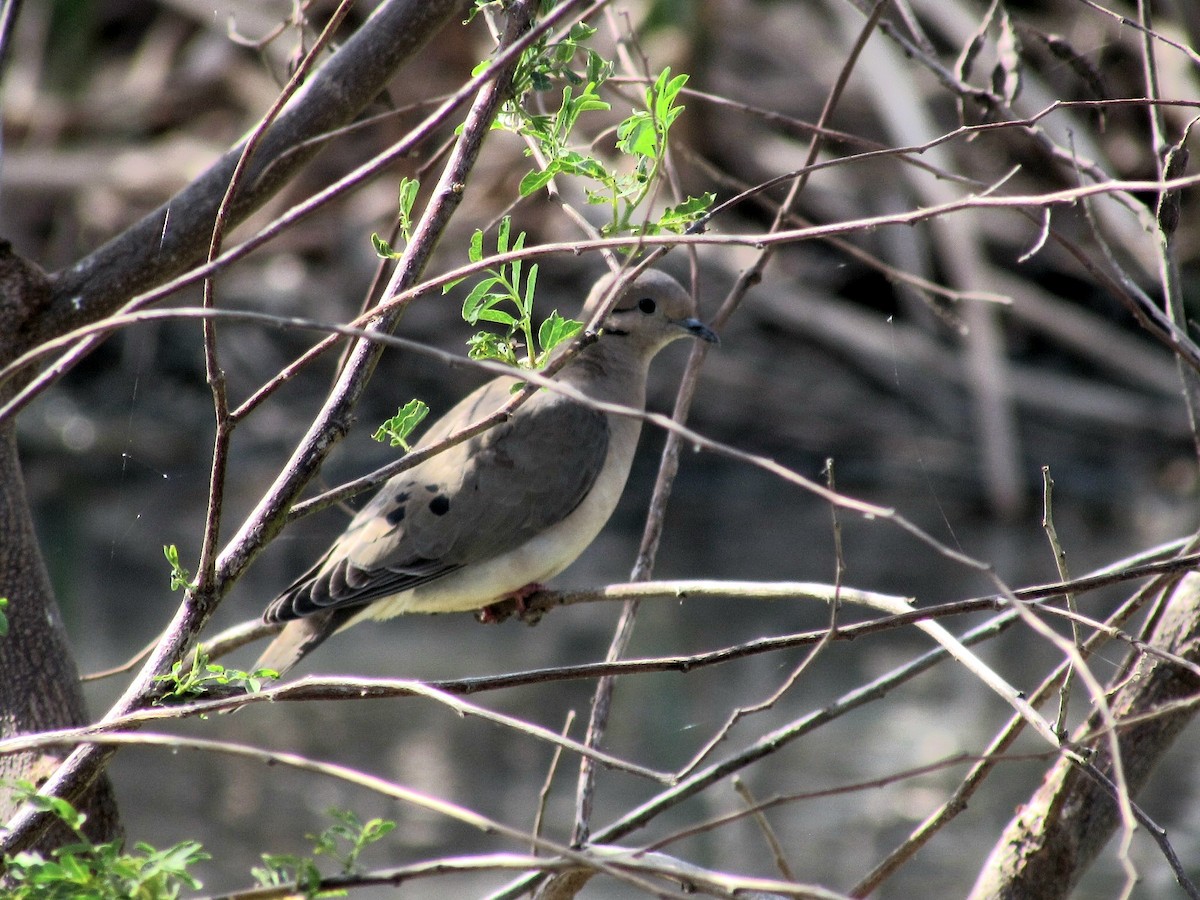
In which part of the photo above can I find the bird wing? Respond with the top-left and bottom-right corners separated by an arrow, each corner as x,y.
265,377 -> 610,622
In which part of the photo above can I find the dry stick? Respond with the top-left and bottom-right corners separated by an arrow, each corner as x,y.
1041,466 -> 1080,738
653,752 -> 1037,854
1,678 -> 665,782
2,0 -> 464,429
0,0 -> 544,855
199,0 -> 355,608
982,569 -> 1141,885
1138,0 -> 1200,468
0,0 -> 597,429
0,0 -> 22,78
850,572 -> 1172,897
0,732 -> 672,899
74,575 -> 1196,726
570,0 -> 895,853
732,776 -> 798,883
671,464 -> 847,779
485,609 -> 1028,900
1046,605 -> 1200,680
109,538 -> 1200,694
1072,0 -> 1200,66
7,165 -> 1200,422
200,852 -> 846,900
534,710 -> 577,854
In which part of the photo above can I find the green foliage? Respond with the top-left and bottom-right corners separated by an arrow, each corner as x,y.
0,596 -> 8,638
252,809 -> 396,897
162,544 -> 193,593
484,9 -> 712,238
448,217 -> 582,368
371,177 -> 420,258
501,19 -> 611,98
153,647 -> 278,704
598,67 -> 711,235
372,399 -> 430,451
2,782 -> 208,899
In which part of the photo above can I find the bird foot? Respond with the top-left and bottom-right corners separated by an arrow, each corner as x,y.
477,583 -> 546,624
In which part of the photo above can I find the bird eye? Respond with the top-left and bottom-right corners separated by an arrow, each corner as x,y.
637,297 -> 656,314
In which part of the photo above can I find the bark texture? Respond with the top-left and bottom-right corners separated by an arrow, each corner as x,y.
0,0 -> 461,850
970,574 -> 1200,899
0,245 -> 119,844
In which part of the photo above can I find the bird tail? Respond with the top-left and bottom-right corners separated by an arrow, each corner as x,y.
254,608 -> 352,676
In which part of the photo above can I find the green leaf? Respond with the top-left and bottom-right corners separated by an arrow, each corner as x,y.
163,544 -> 193,592
467,331 -> 515,364
0,597 -> 8,638
658,192 -> 715,232
371,232 -> 399,259
523,263 -> 539,318
153,646 -> 278,703
496,216 -> 511,255
396,176 -> 419,242
468,228 -> 484,263
585,49 -> 611,84
617,112 -> 658,157
441,276 -> 468,294
520,167 -> 556,196
569,22 -> 597,41
461,278 -> 501,323
537,311 -> 583,360
372,400 -> 429,450
474,307 -> 518,326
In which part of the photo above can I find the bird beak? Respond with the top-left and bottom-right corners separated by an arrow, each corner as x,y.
678,317 -> 720,345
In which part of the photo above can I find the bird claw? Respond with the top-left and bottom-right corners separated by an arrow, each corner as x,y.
477,583 -> 545,625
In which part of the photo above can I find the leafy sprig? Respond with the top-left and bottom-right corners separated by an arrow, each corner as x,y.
3,781 -> 209,900
372,399 -> 429,451
494,18 -> 712,238
253,808 -> 396,893
371,176 -> 420,258
153,647 -> 278,704
163,544 -> 194,593
448,217 -> 581,368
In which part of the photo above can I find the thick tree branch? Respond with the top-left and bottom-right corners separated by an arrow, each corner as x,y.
969,573 -> 1200,899
37,0 -> 459,344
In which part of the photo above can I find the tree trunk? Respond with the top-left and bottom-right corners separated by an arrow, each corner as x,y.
0,246 -> 119,846
969,573 -> 1200,898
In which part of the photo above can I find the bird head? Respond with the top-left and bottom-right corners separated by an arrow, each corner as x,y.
583,268 -> 719,354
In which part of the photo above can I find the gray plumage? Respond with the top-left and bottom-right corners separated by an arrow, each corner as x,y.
255,269 -> 717,674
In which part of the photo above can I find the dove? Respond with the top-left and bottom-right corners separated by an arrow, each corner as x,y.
255,268 -> 717,674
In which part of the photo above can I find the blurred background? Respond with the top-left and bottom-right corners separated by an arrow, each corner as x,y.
4,0 -> 1200,896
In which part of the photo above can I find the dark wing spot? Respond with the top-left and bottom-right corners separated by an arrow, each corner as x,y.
429,494 -> 451,516
424,483 -> 439,493
394,489 -> 410,504
385,504 -> 406,526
